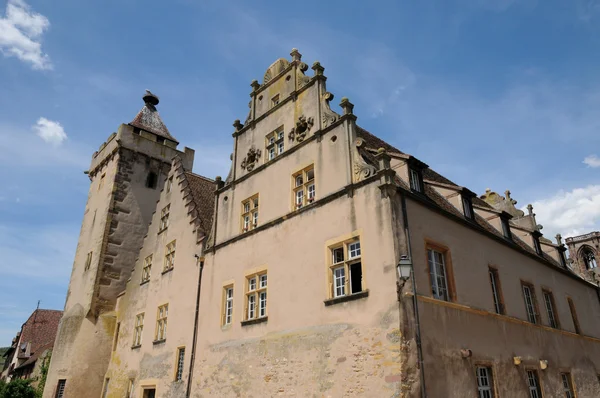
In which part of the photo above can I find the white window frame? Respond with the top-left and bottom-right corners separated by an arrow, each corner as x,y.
160,204 -> 170,231
141,254 -> 152,283
543,290 -> 558,328
245,272 -> 267,321
241,195 -> 259,232
265,126 -> 284,161
476,366 -> 494,398
526,370 -> 542,398
328,238 -> 363,299
522,284 -> 537,324
164,240 -> 176,272
561,372 -> 574,398
133,313 -> 144,346
175,347 -> 185,381
292,165 -> 316,210
409,168 -> 422,192
155,304 -> 168,341
489,268 -> 502,314
223,286 -> 234,326
428,248 -> 449,301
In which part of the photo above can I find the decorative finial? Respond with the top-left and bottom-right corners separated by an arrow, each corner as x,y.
340,97 -> 354,115
556,234 -> 563,245
527,204 -> 534,216
485,188 -> 491,193
250,80 -> 260,91
312,61 -> 324,76
233,119 -> 243,131
505,190 -> 511,200
143,90 -> 159,106
290,48 -> 302,62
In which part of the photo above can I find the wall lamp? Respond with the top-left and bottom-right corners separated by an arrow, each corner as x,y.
397,255 -> 413,281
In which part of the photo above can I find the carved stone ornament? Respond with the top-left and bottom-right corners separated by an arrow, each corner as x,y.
321,92 -> 339,127
353,138 -> 377,182
241,146 -> 261,172
296,62 -> 310,88
288,115 -> 314,142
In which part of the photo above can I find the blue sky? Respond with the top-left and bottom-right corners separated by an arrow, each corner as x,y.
1,0 -> 600,345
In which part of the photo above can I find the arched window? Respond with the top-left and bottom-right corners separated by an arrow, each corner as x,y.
582,248 -> 597,269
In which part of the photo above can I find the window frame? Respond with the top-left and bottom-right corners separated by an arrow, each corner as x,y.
141,254 -> 152,284
132,313 -> 144,347
425,240 -> 456,302
525,369 -> 543,398
292,164 -> 316,210
462,195 -> 474,220
541,288 -> 560,329
271,94 -> 280,107
222,284 -> 234,326
243,271 -> 268,323
327,238 -> 364,299
567,297 -> 581,335
159,204 -> 170,232
112,322 -> 120,352
582,248 -> 598,269
102,378 -> 110,398
501,216 -> 512,240
488,266 -> 505,315
521,281 -> 540,324
241,194 -> 259,233
533,235 -> 543,256
127,379 -> 134,398
475,364 -> 496,398
409,167 -> 423,193
163,240 -> 176,272
560,372 -> 575,398
154,303 -> 169,342
175,346 -> 185,382
55,379 -> 66,398
265,126 -> 285,161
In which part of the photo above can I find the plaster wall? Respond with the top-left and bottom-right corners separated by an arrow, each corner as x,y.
194,182 -> 403,398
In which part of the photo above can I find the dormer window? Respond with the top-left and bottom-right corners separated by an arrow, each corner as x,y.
265,127 -> 284,161
409,168 -> 422,193
501,216 -> 511,240
533,234 -> 543,256
462,195 -> 474,220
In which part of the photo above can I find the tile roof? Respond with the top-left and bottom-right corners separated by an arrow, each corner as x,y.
16,309 -> 62,360
129,100 -> 178,144
184,172 -> 215,234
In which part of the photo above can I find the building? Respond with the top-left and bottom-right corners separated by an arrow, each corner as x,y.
45,50 -> 600,398
1,308 -> 62,389
566,232 -> 600,285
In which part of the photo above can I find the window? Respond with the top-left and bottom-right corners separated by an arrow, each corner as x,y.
141,254 -> 152,283
542,290 -> 559,329
55,379 -> 66,398
526,370 -> 542,398
488,268 -> 504,315
127,379 -> 134,398
409,168 -> 422,193
146,172 -> 158,189
133,313 -> 144,346
501,217 -> 511,240
163,240 -> 176,272
98,173 -> 105,191
84,251 -> 93,271
241,195 -> 259,232
567,297 -> 581,334
112,322 -> 120,351
462,196 -> 474,220
271,94 -> 280,107
329,239 -> 364,298
292,165 -> 316,209
175,347 -> 185,381
533,236 -> 543,255
245,272 -> 267,321
155,304 -> 168,341
522,283 -> 538,324
222,285 -> 234,326
428,247 -> 452,301
265,127 -> 285,161
166,176 -> 173,193
476,366 -> 495,398
160,204 -> 170,231
102,378 -> 110,398
582,248 -> 597,269
561,373 -> 575,398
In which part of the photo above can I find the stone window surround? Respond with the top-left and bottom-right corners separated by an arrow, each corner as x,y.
473,362 -> 497,398
141,254 -> 152,285
488,266 -> 505,315
520,280 -> 540,325
424,239 -> 457,303
243,268 -> 268,324
154,303 -> 168,343
240,194 -> 259,233
221,283 -> 234,327
132,312 -> 144,348
174,346 -> 185,382
292,164 -> 316,211
541,287 -> 560,329
163,240 -> 176,273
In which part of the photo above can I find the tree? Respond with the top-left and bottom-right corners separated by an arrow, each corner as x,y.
0,379 -> 36,398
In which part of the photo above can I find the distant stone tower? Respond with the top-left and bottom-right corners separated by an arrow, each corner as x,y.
44,92 -> 195,398
565,231 -> 600,284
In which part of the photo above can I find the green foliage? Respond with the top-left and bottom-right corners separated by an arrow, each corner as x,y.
0,378 -> 36,398
35,351 -> 51,398
0,380 -> 6,396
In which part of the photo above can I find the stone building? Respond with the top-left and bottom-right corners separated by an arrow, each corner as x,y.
566,232 -> 600,285
45,51 -> 600,398
1,308 -> 62,389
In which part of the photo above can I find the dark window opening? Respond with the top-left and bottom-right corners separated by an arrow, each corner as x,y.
583,249 -> 597,269
55,379 -> 66,398
349,262 -> 363,294
143,389 -> 156,398
533,236 -> 542,256
501,218 -> 511,240
409,168 -> 422,193
462,196 -> 474,220
567,298 -> 581,334
156,137 -> 165,144
146,172 -> 158,189
113,322 -> 120,351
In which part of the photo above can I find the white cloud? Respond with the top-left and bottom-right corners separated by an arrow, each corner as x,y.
0,0 -> 52,70
33,117 -> 67,146
526,185 -> 600,239
583,154 -> 600,168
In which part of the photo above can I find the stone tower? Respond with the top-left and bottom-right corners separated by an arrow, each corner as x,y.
44,92 -> 195,398
565,231 -> 600,284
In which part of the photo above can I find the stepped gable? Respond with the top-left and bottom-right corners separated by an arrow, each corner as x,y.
129,90 -> 179,144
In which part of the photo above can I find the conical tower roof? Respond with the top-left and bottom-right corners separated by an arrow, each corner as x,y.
129,90 -> 178,144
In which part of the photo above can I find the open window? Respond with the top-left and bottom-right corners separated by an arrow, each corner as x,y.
146,171 -> 158,189
328,238 -> 364,299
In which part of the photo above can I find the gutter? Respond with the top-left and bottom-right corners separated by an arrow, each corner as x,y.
400,191 -> 427,398
186,254 -> 204,398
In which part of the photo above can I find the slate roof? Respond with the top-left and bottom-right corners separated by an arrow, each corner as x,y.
129,102 -> 179,144
185,172 -> 215,234
16,309 -> 62,360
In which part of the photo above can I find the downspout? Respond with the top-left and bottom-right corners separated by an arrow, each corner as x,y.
400,191 -> 427,398
186,254 -> 204,398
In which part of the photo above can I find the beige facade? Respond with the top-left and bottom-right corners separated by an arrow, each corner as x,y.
46,51 -> 600,398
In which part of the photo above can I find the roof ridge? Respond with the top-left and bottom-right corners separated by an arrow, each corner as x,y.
184,171 -> 215,183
